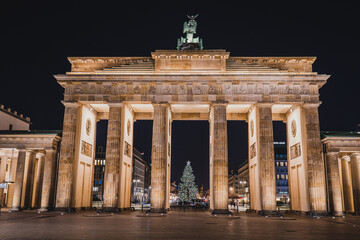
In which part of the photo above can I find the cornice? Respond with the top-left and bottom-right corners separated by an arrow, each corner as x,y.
68,57 -> 152,64
54,73 -> 330,82
228,57 -> 317,64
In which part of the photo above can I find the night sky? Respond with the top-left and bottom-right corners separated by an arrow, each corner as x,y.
1,2 -> 359,190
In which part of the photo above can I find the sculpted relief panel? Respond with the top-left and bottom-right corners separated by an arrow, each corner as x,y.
64,82 -> 314,104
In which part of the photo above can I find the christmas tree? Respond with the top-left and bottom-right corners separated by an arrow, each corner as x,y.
178,161 -> 198,203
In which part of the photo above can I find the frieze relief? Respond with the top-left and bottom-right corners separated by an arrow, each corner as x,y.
103,85 -> 112,94
81,140 -> 92,157
133,84 -> 141,94
269,84 -> 278,94
290,142 -> 301,160
193,84 -> 202,95
124,141 -> 132,157
238,85 -> 247,94
148,85 -> 157,95
64,82 -> 316,104
250,143 -> 256,159
223,84 -> 232,94
178,85 -> 186,95
119,84 -> 127,94
208,85 -> 217,94
162,85 -> 173,95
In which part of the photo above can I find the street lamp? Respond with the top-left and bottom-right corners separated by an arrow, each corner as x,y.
0,180 -> 14,216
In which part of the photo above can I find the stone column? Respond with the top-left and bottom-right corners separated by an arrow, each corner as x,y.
24,151 -> 36,209
341,155 -> 354,212
39,149 -> 55,211
303,104 -> 327,213
55,102 -> 79,210
32,153 -> 45,208
103,103 -> 122,211
0,152 -> 6,183
150,103 -> 168,213
210,103 -> 229,214
350,153 -> 360,214
325,152 -> 344,216
0,152 -> 6,207
6,151 -> 17,208
10,149 -> 26,211
36,152 -> 46,210
257,104 -> 276,212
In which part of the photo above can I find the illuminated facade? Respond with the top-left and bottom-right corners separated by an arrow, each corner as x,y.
53,47 -> 332,214
0,105 -> 61,211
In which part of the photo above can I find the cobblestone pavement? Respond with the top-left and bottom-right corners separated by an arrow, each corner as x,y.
0,209 -> 60,222
1,210 -> 360,239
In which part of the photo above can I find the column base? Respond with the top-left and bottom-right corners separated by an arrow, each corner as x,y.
9,207 -> 20,212
258,210 -> 280,216
332,211 -> 344,217
54,207 -> 74,213
38,207 -> 49,212
211,209 -> 232,215
149,208 -> 167,214
309,211 -> 328,218
101,207 -> 120,213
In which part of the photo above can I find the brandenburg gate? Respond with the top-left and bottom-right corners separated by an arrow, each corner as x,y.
54,48 -> 330,214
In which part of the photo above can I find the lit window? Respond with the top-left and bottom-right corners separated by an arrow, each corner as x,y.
277,175 -> 280,180
280,162 -> 284,167
281,175 -> 285,180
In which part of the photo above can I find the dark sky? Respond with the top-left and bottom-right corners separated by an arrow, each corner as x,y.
1,1 -> 359,190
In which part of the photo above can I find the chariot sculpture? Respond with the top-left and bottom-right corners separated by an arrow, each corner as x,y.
177,14 -> 203,50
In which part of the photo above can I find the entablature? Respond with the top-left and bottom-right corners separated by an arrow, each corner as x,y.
322,136 -> 360,153
60,80 -> 322,104
0,134 -> 61,150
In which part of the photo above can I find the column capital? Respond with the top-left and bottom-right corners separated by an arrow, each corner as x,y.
61,101 -> 80,108
107,102 -> 123,108
16,146 -> 26,151
36,151 -> 46,157
350,152 -> 360,158
151,102 -> 170,107
211,101 -> 228,107
302,102 -> 322,108
340,155 -> 351,161
255,102 -> 273,108
326,151 -> 339,156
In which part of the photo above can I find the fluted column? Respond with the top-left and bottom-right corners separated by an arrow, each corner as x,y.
350,153 -> 360,214
0,152 -> 6,183
24,151 -> 36,209
0,152 -> 6,208
341,156 -> 354,212
39,149 -> 55,211
10,149 -> 26,211
325,152 -> 344,216
103,103 -> 122,210
55,102 -> 79,210
210,103 -> 229,214
257,104 -> 276,212
150,103 -> 168,213
6,152 -> 17,208
32,153 -> 45,208
303,104 -> 327,212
